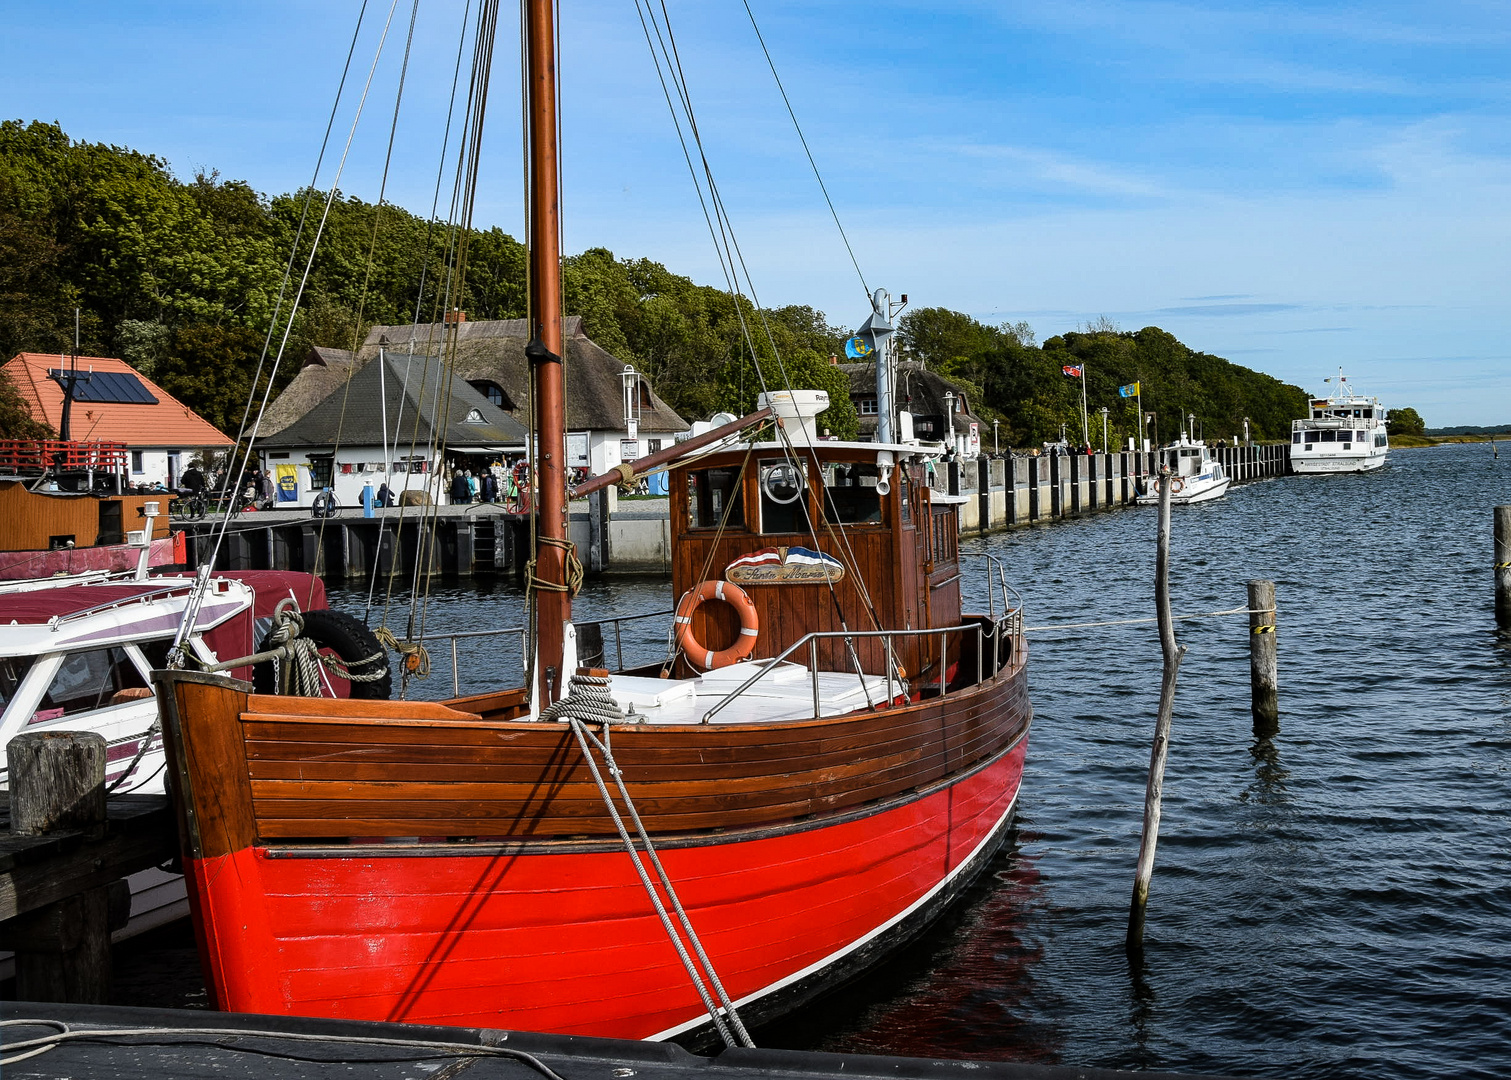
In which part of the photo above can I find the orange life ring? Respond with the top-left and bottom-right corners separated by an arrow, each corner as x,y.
1171,477 -> 1185,494
675,580 -> 759,670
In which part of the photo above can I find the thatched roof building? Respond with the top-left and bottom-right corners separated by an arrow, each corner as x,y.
258,347 -> 358,437
358,316 -> 688,434
259,351 -> 527,451
837,362 -> 984,443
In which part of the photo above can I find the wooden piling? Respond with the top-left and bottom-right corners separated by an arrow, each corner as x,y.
1127,467 -> 1186,954
1248,579 -> 1279,734
3,731 -> 113,1002
1496,506 -> 1511,626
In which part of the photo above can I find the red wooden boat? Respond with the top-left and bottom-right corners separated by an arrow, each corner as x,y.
156,0 -> 1030,1046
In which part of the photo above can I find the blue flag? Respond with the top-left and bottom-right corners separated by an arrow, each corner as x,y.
844,335 -> 874,360
1118,382 -> 1140,398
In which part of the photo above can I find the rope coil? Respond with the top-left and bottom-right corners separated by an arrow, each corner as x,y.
525,536 -> 584,597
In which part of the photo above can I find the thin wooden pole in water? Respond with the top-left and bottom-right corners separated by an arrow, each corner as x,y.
1248,579 -> 1278,736
1495,506 -> 1511,627
1127,467 -> 1187,954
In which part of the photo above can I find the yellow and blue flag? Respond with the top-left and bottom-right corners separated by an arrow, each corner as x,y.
844,335 -> 874,360
1118,382 -> 1140,397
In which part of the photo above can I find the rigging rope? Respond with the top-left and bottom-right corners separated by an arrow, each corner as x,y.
738,0 -> 869,302
541,673 -> 754,1049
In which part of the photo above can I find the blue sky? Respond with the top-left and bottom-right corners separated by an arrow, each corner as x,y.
2,1 -> 1508,425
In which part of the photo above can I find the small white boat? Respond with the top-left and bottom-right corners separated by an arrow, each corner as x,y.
1137,432 -> 1231,505
1290,370 -> 1388,474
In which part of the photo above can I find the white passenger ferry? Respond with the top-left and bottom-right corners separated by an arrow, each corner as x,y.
1290,372 -> 1388,473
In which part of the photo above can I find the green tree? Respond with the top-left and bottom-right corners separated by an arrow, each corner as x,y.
1387,406 -> 1425,437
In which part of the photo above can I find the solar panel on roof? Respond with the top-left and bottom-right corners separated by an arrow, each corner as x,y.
48,369 -> 158,404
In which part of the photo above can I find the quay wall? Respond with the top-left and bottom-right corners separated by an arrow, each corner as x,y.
180,444 -> 1289,578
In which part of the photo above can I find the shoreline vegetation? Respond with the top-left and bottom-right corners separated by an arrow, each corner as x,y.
0,120 -> 1470,448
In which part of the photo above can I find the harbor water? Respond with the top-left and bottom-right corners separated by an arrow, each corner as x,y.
118,442 -> 1509,1078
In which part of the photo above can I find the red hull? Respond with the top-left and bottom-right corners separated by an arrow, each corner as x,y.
0,533 -> 181,580
185,738 -> 1026,1041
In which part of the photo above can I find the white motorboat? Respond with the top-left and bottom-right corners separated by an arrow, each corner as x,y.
1290,371 -> 1388,473
1137,432 -> 1231,505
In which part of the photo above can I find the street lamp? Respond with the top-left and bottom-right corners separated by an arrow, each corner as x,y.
943,391 -> 956,453
1243,417 -> 1251,446
621,365 -> 640,442
1100,406 -> 1109,455
992,418 -> 1000,456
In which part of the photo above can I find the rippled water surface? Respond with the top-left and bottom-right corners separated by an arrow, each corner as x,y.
310,444 -> 1511,1076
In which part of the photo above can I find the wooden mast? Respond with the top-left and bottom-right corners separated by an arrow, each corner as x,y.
525,0 -> 568,703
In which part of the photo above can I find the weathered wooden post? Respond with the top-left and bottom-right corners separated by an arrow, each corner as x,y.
2,731 -> 114,1003
1248,579 -> 1279,734
1496,507 -> 1511,626
1127,466 -> 1186,954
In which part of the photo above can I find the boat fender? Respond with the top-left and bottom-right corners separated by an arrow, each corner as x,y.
674,579 -> 759,670
253,608 -> 393,700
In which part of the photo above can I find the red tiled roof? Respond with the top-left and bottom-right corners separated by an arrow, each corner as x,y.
2,353 -> 232,447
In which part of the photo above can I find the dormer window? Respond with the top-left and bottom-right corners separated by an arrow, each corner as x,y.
467,381 -> 513,409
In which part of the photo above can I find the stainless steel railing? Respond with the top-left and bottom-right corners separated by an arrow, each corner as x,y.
408,608 -> 672,696
700,613 -> 1021,725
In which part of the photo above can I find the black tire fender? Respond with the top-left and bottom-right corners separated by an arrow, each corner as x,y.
252,608 -> 392,700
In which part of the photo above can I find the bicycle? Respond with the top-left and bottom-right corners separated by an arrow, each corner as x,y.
170,491 -> 208,521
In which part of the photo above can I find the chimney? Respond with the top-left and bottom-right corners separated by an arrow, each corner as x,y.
444,309 -> 467,324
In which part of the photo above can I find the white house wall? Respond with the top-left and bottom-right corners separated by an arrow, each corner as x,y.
261,448 -> 448,509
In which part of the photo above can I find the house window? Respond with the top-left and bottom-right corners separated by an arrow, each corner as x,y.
648,439 -> 663,454
638,381 -> 652,408
307,456 -> 334,488
131,451 -> 144,474
859,398 -> 879,415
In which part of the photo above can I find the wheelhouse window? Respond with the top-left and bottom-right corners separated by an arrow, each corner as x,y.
821,461 -> 883,524
759,459 -> 806,533
35,647 -> 148,720
1292,432 -> 1301,443
687,467 -> 743,529
1320,431 -> 1336,442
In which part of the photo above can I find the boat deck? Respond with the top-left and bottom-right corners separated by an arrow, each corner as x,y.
608,661 -> 897,724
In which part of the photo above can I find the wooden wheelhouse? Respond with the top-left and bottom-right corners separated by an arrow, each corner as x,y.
669,440 -> 964,687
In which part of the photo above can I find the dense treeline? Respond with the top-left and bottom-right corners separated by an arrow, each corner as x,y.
896,308 -> 1307,448
1,120 -> 1305,447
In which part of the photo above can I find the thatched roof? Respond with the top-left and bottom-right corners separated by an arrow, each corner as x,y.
359,317 -> 688,433
259,347 -> 358,437
259,351 -> 528,450
837,362 -> 984,437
